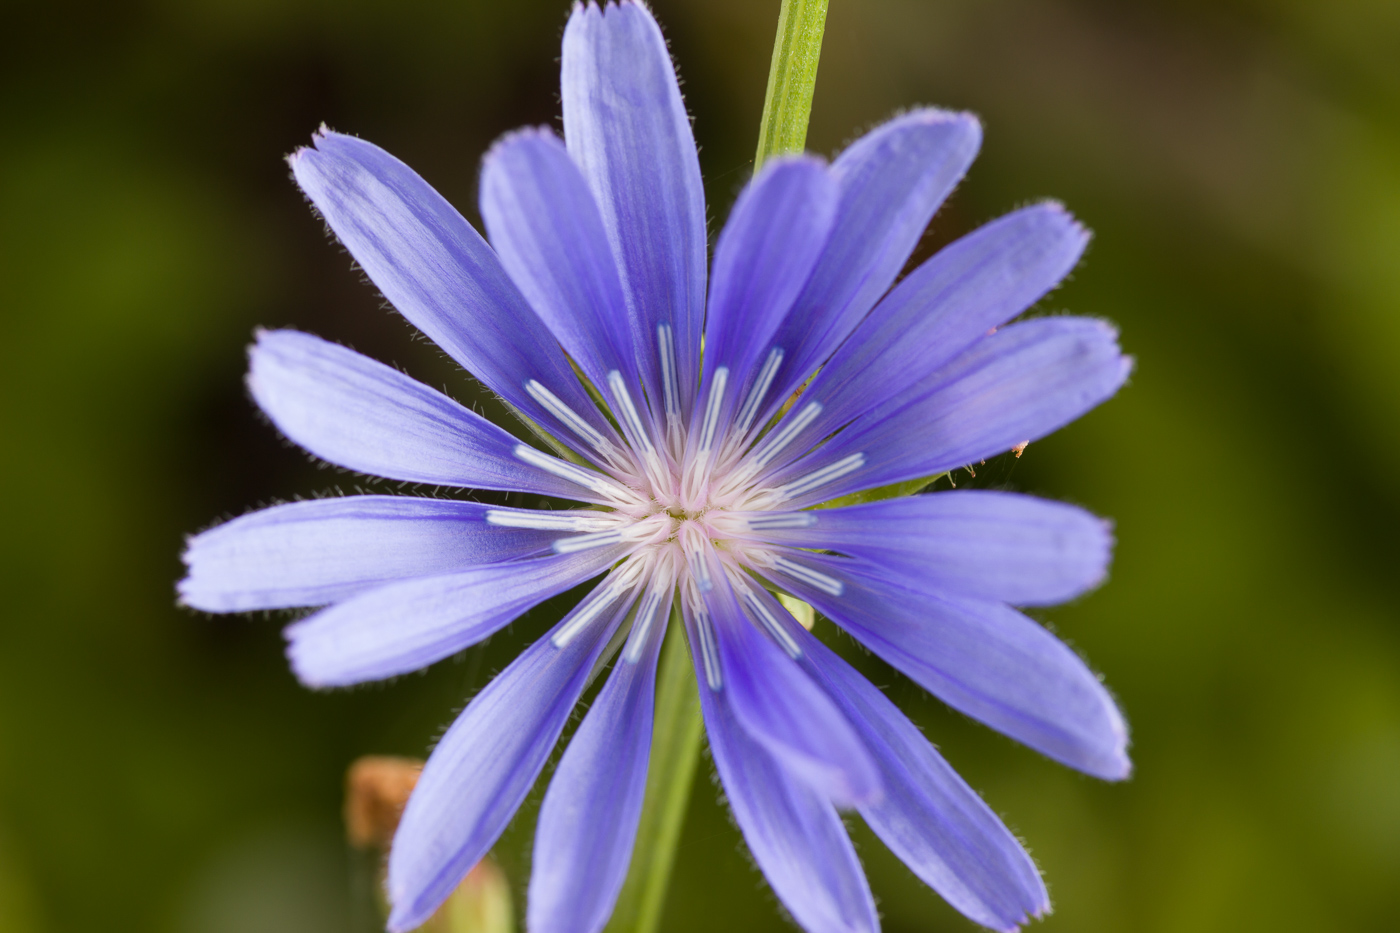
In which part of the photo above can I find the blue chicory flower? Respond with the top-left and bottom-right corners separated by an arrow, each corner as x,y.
180,3 -> 1132,932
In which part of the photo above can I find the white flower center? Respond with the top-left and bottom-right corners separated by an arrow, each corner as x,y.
494,345 -> 859,684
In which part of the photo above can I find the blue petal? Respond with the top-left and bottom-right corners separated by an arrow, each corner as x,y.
479,128 -> 640,401
527,586 -> 672,933
179,496 -> 564,612
284,547 -> 623,688
751,110 -> 983,430
562,1 -> 708,424
770,317 -> 1131,507
742,490 -> 1113,606
758,554 -> 1131,780
688,605 -> 879,933
781,204 -> 1090,456
247,329 -> 613,501
289,130 -> 618,460
704,568 -> 881,807
692,156 -> 837,450
796,631 -> 1050,932
386,586 -> 637,932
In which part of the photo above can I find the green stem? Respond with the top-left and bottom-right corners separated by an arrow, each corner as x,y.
604,614 -> 704,933
754,0 -> 830,170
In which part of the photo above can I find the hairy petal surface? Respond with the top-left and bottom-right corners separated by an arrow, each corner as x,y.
773,318 -> 1131,507
746,490 -> 1112,606
248,329 -> 609,500
791,203 -> 1090,450
757,109 -> 982,426
687,610 -> 879,933
289,130 -> 616,458
562,1 -> 707,423
180,497 -> 559,612
527,590 -> 670,933
387,589 -> 635,932
794,628 -> 1050,931
758,554 -> 1131,780
284,547 -> 623,688
704,567 -> 881,806
694,156 -> 837,444
479,128 -> 638,396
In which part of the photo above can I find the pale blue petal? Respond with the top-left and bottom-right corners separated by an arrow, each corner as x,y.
797,630 -> 1050,932
774,204 -> 1089,459
527,588 -> 671,933
179,496 -> 562,612
562,1 -> 707,422
687,609 -> 879,933
770,318 -> 1131,508
386,586 -> 637,932
741,490 -> 1112,606
284,547 -> 623,688
247,329 -> 613,501
750,110 -> 983,430
479,128 -> 639,399
693,156 -> 837,448
704,567 -> 881,807
289,130 -> 618,459
757,553 -> 1131,780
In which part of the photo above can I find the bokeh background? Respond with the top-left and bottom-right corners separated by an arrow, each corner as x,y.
3,0 -> 1399,930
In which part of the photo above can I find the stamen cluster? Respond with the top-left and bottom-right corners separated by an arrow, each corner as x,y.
490,341 -> 843,686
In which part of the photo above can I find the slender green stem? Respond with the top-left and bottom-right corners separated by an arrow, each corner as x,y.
604,615 -> 704,933
754,0 -> 830,170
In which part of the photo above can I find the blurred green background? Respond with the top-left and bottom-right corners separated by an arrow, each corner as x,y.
3,0 -> 1399,930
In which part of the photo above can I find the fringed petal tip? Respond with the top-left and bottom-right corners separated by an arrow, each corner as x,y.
1100,718 -> 1134,782
1080,687 -> 1132,782
1019,197 -> 1091,239
842,106 -> 984,169
998,903 -> 1053,933
284,123 -> 338,171
480,124 -> 560,166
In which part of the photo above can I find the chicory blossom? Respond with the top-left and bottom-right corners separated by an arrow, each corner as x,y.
180,3 -> 1132,932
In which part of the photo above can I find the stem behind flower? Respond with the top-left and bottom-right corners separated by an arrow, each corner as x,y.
604,614 -> 704,933
754,0 -> 830,170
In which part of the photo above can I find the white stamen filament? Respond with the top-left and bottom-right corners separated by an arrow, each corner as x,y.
623,584 -> 668,664
553,513 -> 669,554
741,588 -> 802,659
525,379 -> 615,458
552,560 -> 647,648
658,323 -> 681,421
607,370 -> 656,457
697,367 -> 728,456
658,322 -> 685,456
693,608 -> 723,690
552,587 -> 621,647
512,444 -> 633,503
607,370 -> 670,492
730,347 -> 783,440
680,523 -> 712,591
750,401 -> 823,468
485,510 -> 618,532
740,511 -> 818,531
770,556 -> 845,596
778,452 -> 866,500
551,529 -> 625,554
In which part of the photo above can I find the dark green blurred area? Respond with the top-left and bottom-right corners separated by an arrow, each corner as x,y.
3,0 -> 1399,930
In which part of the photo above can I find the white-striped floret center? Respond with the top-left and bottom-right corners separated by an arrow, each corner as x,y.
495,331 -> 860,684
